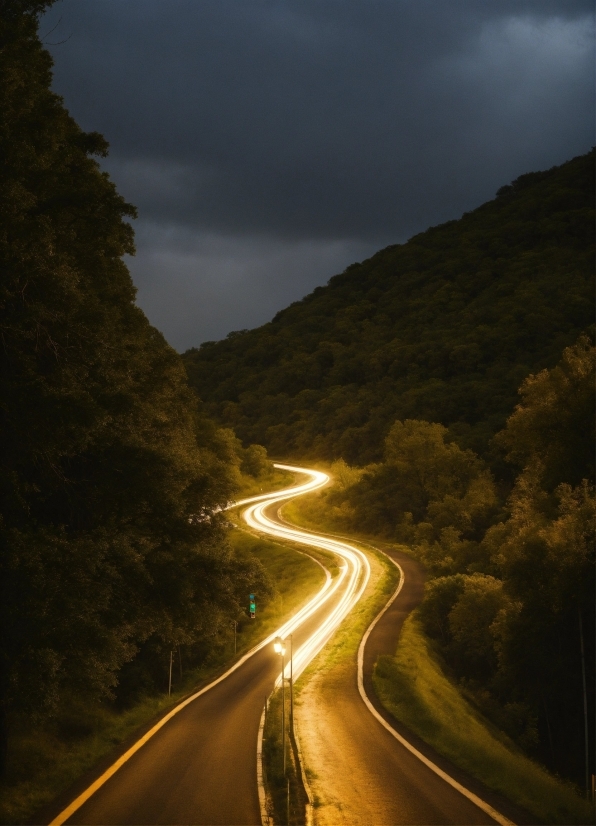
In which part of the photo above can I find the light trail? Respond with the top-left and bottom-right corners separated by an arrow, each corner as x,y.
255,467 -> 513,826
48,465 -> 369,826
237,463 -> 371,683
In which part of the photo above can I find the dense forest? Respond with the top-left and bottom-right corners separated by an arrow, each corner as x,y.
183,148 -> 594,465
298,338 -> 594,789
0,0 -> 268,776
183,151 -> 595,790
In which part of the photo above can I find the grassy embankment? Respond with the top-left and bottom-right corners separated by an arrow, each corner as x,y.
262,690 -> 309,826
235,463 -> 294,499
286,481 -> 594,826
0,469 -> 324,826
375,617 -> 594,826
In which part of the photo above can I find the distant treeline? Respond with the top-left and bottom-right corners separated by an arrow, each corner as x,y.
0,0 -> 269,774
183,148 -> 594,465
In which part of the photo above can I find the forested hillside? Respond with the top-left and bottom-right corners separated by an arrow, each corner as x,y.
183,147 -> 595,794
297,337 -> 594,790
183,149 -> 594,464
0,0 -> 265,778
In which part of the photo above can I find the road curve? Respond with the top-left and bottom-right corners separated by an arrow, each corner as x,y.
265,477 -> 527,826
43,465 -> 527,826
44,466 -> 365,826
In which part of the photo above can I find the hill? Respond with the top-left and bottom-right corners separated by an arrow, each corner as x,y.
183,150 -> 594,465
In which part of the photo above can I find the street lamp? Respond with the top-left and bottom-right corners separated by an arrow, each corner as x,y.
288,635 -> 293,735
273,636 -> 287,774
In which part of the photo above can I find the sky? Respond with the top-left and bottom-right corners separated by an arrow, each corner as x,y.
40,0 -> 594,352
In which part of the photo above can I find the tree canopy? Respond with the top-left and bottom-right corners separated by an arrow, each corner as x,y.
0,1 -> 266,768
183,149 -> 594,464
327,339 -> 595,788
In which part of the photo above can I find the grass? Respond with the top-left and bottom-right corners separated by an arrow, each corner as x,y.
1,678 -> 210,825
254,483 -> 402,821
0,520 -> 325,826
282,478 -> 350,538
281,490 -> 401,679
374,615 -> 594,826
287,484 -> 594,825
236,466 -> 295,499
282,480 -> 417,562
262,690 -> 308,825
227,527 -> 328,651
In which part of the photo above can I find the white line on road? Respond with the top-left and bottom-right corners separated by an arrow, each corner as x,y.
252,467 -> 515,826
49,465 -> 355,826
356,550 -> 516,826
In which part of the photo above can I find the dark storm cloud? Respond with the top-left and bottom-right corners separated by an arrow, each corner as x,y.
41,1 -> 594,348
127,224 -> 371,346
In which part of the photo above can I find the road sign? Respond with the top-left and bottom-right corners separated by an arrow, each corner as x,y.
249,593 -> 256,619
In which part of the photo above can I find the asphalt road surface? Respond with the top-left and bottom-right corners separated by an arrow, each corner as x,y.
52,562 -> 349,824
45,471 -> 353,826
43,466 -> 531,825
295,543 -> 532,825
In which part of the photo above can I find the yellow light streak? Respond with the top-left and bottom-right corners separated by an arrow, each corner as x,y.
240,463 -> 371,685
49,464 -> 368,826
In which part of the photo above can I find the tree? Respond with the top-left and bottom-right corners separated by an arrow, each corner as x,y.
495,335 -> 595,491
347,419 -> 496,538
487,338 -> 596,783
0,0 -> 266,772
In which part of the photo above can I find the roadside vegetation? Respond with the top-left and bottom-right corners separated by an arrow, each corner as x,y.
284,340 -> 595,803
227,529 -> 327,655
0,4 -> 320,822
374,616 -> 594,825
0,521 -> 325,825
262,690 -> 308,825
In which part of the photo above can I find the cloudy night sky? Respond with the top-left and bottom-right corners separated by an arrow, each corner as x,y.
40,0 -> 594,352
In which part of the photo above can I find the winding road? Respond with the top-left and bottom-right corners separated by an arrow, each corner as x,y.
43,464 -> 524,826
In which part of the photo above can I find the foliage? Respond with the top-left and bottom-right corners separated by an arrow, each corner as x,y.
343,420 -> 498,543
294,423 -> 499,591
374,616 -> 594,825
183,150 -> 594,464
0,528 -> 323,824
0,1 -> 267,775
495,334 -> 595,491
289,339 -> 595,791
228,529 -> 326,650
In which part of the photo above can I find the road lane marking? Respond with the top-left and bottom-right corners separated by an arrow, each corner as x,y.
257,704 -> 273,825
357,552 -> 516,826
48,466 -> 351,826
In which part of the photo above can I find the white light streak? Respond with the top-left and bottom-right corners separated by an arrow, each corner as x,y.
232,463 -> 371,684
